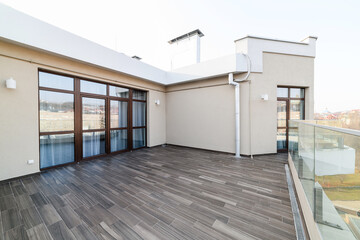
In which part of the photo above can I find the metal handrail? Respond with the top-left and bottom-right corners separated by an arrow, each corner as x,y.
290,120 -> 360,137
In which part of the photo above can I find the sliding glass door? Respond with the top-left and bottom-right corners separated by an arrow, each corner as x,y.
82,97 -> 106,158
80,80 -> 107,159
39,70 -> 147,169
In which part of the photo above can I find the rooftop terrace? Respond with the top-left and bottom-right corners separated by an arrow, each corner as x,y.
0,146 -> 295,240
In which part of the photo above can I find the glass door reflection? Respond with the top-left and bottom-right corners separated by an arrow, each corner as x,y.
39,71 -> 148,169
82,97 -> 106,158
110,100 -> 128,152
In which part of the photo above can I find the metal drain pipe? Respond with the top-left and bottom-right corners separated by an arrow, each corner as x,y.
228,73 -> 240,158
228,54 -> 251,158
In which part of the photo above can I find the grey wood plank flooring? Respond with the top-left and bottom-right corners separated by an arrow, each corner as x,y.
0,146 -> 295,239
26,224 -> 52,240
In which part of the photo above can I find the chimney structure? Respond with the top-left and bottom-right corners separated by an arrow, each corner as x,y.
168,29 -> 204,70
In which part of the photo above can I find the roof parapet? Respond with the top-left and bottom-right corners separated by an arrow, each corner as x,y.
235,35 -> 317,72
235,35 -> 317,45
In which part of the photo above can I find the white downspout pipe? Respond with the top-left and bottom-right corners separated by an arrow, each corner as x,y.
228,53 -> 252,158
228,73 -> 241,158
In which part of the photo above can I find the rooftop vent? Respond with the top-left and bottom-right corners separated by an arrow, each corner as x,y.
168,29 -> 204,69
132,56 -> 142,60
168,29 -> 204,44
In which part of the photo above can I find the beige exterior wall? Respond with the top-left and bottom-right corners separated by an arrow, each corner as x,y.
147,90 -> 166,147
166,78 -> 235,153
239,81 -> 251,155
165,52 -> 314,155
248,52 -> 314,155
0,41 -> 166,181
0,55 -> 40,181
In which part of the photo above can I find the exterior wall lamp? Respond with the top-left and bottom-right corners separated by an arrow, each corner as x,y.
155,99 -> 160,105
261,94 -> 269,101
6,78 -> 16,89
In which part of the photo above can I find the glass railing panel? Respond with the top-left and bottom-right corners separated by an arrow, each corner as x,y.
298,124 -> 315,180
289,120 -> 316,214
314,127 -> 360,239
290,120 -> 360,239
298,123 -> 316,214
289,120 -> 299,162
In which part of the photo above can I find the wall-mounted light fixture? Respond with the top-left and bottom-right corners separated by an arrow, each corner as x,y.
155,99 -> 160,105
6,78 -> 16,89
261,94 -> 268,101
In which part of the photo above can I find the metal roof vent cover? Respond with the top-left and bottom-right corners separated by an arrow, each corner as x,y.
168,29 -> 204,69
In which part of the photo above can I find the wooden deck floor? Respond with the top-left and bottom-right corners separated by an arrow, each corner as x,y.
0,146 -> 295,240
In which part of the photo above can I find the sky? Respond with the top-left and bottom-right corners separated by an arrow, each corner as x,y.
1,0 -> 360,113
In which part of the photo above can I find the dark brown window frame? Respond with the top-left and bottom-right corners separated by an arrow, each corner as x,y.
131,96 -> 147,150
38,68 -> 147,170
277,86 -> 305,152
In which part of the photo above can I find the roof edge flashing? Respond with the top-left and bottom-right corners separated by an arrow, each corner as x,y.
234,35 -> 317,45
234,35 -> 317,73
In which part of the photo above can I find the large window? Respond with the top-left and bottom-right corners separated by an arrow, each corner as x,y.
277,87 -> 305,151
82,98 -> 106,130
39,91 -> 74,132
39,72 -> 75,169
39,70 -> 147,169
